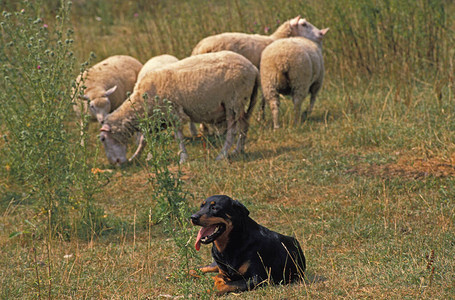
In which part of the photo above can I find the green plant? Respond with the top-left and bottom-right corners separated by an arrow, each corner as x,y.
137,95 -> 205,296
0,0 -> 71,234
0,0 -> 454,298
0,0 -> 111,239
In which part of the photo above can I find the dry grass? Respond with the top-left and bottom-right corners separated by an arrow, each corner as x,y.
3,96 -> 455,298
1,0 -> 455,298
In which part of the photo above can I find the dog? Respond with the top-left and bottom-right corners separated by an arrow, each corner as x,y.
190,195 -> 306,295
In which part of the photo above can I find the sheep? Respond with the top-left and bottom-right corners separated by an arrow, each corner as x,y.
73,55 -> 143,123
99,51 -> 259,165
135,54 -> 202,137
135,54 -> 179,86
259,21 -> 329,129
191,16 -> 315,69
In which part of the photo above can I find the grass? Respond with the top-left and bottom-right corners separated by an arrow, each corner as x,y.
1,0 -> 455,298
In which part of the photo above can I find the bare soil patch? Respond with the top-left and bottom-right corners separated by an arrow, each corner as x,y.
347,153 -> 455,179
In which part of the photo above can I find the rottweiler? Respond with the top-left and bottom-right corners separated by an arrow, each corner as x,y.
190,195 -> 306,295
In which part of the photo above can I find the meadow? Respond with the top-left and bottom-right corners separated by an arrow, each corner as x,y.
0,0 -> 454,298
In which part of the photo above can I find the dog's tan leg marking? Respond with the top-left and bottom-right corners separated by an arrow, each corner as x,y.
200,264 -> 219,273
238,261 -> 250,275
213,274 -> 239,295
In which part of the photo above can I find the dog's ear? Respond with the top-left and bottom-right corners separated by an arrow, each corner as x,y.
233,200 -> 250,217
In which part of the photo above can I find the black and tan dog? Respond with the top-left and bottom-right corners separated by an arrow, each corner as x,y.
190,195 -> 306,295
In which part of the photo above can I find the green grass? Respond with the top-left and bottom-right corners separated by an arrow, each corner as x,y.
1,0 -> 455,298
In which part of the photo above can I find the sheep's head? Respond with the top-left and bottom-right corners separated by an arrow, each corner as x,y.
100,123 -> 128,165
290,16 -> 329,43
88,85 -> 117,123
99,123 -> 146,166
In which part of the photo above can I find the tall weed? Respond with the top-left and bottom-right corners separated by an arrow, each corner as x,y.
137,95 -> 203,296
0,1 -> 104,238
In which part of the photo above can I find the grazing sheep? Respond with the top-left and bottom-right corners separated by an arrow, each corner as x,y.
260,21 -> 329,129
99,51 -> 259,165
133,54 -> 204,137
135,54 -> 179,86
135,54 -> 202,137
73,55 -> 143,123
191,16 -> 318,68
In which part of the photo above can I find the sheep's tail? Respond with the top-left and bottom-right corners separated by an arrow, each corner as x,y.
244,75 -> 260,121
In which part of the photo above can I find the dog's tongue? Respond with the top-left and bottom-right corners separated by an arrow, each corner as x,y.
195,225 -> 217,251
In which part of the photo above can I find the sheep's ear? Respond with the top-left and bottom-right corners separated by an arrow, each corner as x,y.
104,85 -> 117,97
298,18 -> 307,25
320,28 -> 329,36
290,15 -> 301,27
78,94 -> 90,100
100,124 -> 111,132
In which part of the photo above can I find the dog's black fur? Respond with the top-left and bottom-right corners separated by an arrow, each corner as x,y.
190,195 -> 306,295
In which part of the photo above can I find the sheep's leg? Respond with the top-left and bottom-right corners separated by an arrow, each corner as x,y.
199,123 -> 210,136
79,119 -> 85,146
189,122 -> 198,137
257,94 -> 266,122
232,115 -> 249,156
269,94 -> 281,130
302,83 -> 321,122
129,133 -> 146,162
216,113 -> 235,160
293,96 -> 304,126
175,128 -> 189,164
302,93 -> 316,122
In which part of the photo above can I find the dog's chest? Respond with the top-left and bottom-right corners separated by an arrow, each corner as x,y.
212,246 -> 263,281
218,260 -> 248,279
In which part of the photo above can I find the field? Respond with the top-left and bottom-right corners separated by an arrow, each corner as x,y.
1,0 -> 454,299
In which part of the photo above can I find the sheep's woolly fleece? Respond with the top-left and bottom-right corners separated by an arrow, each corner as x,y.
260,22 -> 328,129
135,54 -> 179,88
73,55 -> 142,123
191,16 -> 310,68
100,51 -> 259,165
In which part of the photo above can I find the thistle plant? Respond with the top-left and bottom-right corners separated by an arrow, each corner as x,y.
0,0 -> 103,239
137,95 -> 204,296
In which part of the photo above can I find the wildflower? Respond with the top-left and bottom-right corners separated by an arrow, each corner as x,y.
95,16 -> 102,22
20,9 -> 25,14
43,24 -> 48,28
37,65 -> 41,70
276,19 -> 280,24
264,26 -> 270,33
134,13 -> 139,18
91,167 -> 112,174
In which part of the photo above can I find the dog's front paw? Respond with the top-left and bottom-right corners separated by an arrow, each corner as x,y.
188,269 -> 201,278
213,274 -> 237,295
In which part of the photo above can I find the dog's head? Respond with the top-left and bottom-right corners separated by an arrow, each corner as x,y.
191,195 -> 249,251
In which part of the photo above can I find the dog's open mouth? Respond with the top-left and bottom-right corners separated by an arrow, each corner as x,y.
195,223 -> 226,251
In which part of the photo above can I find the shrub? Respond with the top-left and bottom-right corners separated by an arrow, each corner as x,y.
0,0 -> 103,239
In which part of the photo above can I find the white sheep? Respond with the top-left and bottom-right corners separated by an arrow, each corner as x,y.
73,55 -> 143,123
99,51 -> 259,165
191,16 -> 314,68
134,54 -> 202,137
260,20 -> 329,129
135,54 -> 179,86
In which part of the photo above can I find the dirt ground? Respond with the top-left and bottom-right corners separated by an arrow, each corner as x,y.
347,153 -> 455,179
